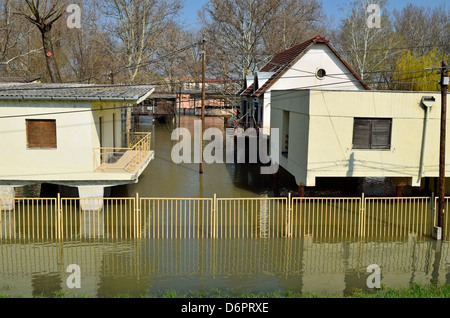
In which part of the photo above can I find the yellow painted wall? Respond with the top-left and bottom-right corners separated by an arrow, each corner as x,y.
272,89 -> 449,187
0,99 -> 123,182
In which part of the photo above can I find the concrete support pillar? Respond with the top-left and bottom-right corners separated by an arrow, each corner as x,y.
299,184 -> 305,198
78,186 -> 105,212
0,186 -> 15,211
396,186 -> 403,198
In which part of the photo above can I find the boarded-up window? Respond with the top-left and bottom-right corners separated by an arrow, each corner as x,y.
26,119 -> 57,149
353,118 -> 391,150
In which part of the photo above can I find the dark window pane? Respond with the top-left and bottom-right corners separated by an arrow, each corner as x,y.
371,119 -> 391,149
353,119 -> 371,149
353,118 -> 391,150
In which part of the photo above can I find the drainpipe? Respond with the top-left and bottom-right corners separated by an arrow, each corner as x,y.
419,97 -> 436,182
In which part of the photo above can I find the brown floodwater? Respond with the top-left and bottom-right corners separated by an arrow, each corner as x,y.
111,116 -> 299,199
0,237 -> 448,297
1,116 -> 448,298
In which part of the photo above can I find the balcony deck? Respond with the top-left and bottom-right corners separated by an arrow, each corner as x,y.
94,132 -> 153,175
95,150 -> 155,174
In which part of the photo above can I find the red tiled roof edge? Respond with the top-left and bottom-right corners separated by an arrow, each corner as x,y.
248,36 -> 370,97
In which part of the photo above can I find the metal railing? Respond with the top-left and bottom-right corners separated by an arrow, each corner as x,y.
0,194 -> 448,241
365,197 -> 432,238
0,198 -> 58,241
93,132 -> 152,173
215,197 -> 288,238
291,197 -> 362,239
140,197 -> 213,239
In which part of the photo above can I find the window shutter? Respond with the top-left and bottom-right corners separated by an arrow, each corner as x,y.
26,120 -> 57,149
371,119 -> 391,149
353,119 -> 371,149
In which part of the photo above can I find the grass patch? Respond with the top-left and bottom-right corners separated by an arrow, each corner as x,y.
0,284 -> 448,299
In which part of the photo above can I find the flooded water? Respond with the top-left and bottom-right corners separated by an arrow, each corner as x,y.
2,116 -> 449,298
112,116 -> 299,199
1,237 -> 449,297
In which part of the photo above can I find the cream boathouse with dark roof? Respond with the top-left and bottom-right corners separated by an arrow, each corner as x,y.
0,83 -> 155,210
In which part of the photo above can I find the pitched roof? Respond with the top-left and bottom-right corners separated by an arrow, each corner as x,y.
240,36 -> 370,97
0,83 -> 155,104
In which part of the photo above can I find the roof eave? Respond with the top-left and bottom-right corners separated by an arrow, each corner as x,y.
253,42 -> 316,97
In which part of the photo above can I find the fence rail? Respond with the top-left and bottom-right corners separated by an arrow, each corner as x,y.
0,194 -> 448,241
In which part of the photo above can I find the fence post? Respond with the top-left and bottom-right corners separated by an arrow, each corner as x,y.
57,193 -> 62,240
360,193 -> 366,239
287,193 -> 292,238
136,193 -> 140,239
213,194 -> 217,239
431,192 -> 436,230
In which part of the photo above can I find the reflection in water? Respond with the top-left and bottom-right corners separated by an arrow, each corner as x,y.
0,237 -> 449,297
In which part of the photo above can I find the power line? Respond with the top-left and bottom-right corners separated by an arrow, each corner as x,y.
66,41 -> 204,85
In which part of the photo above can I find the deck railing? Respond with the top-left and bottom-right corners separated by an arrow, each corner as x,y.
93,132 -> 152,173
0,194 -> 448,241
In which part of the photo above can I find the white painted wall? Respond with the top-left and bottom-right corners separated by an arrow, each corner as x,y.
262,43 -> 366,134
0,100 -> 124,183
272,89 -> 448,187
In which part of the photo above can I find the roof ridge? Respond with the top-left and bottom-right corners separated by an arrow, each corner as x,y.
272,36 -> 328,57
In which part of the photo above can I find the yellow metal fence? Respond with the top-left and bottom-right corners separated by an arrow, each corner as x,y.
0,194 -> 448,241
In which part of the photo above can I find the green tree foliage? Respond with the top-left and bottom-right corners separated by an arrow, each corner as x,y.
391,48 -> 449,91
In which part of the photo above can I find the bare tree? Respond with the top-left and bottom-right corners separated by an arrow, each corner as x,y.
200,0 -> 327,83
18,0 -> 65,83
393,4 -> 450,55
151,23 -> 203,92
57,1 -> 117,83
88,0 -> 183,84
0,0 -> 43,76
200,0 -> 279,82
263,0 -> 326,56
331,0 -> 402,88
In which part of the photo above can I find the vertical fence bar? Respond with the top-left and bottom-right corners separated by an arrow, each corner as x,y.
136,193 -> 140,239
57,193 -> 61,240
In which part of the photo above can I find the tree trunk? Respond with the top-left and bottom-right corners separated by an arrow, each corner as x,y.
41,29 -> 62,83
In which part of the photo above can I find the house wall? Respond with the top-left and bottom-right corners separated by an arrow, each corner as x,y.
91,101 -> 123,149
272,90 -> 448,187
0,100 -> 122,183
263,44 -> 366,134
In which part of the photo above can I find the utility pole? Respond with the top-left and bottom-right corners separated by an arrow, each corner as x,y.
438,61 -> 449,239
200,39 -> 206,175
179,82 -> 182,128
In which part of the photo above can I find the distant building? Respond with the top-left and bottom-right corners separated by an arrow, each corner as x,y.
138,78 -> 241,122
0,83 -> 155,209
239,36 -> 370,134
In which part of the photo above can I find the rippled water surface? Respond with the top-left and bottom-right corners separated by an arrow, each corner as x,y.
0,237 -> 449,297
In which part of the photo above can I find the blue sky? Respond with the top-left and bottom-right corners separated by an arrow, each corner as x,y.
180,0 -> 448,29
